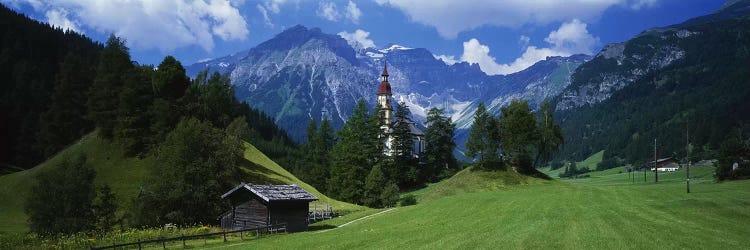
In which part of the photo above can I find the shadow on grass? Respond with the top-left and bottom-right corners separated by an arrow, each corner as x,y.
307,225 -> 337,231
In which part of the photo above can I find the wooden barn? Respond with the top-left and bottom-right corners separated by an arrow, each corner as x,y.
220,183 -> 318,232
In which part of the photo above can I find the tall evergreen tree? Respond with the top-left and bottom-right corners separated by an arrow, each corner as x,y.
114,65 -> 154,156
362,164 -> 386,208
465,102 -> 501,165
424,107 -> 457,182
391,101 -> 418,186
36,53 -> 95,157
88,35 -> 133,139
327,100 -> 380,204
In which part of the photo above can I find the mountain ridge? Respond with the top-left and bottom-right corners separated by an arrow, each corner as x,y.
187,26 -> 590,144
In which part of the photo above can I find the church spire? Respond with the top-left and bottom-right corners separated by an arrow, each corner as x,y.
381,60 -> 389,82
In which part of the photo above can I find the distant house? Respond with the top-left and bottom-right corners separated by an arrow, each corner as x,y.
220,183 -> 318,232
650,157 -> 680,172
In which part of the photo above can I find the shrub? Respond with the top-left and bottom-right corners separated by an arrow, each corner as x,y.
399,195 -> 417,206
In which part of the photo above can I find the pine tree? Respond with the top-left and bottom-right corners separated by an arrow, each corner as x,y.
391,101 -> 418,186
37,53 -> 95,157
424,107 -> 457,182
465,102 -> 500,165
328,100 -> 377,203
114,65 -> 154,156
362,164 -> 386,207
88,35 -> 133,139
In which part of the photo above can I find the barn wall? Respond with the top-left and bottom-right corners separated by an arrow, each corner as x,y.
269,201 -> 310,232
233,198 -> 269,229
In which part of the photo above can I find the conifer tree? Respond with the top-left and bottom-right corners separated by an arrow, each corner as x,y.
114,66 -> 154,156
88,35 -> 133,139
424,107 -> 457,182
37,53 -> 95,157
391,101 -> 417,186
328,100 -> 377,203
362,164 -> 386,207
465,102 -> 501,165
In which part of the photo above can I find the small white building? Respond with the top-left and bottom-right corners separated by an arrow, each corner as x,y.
650,157 -> 680,172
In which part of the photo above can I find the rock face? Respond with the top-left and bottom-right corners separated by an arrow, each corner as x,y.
556,0 -> 750,111
186,25 -> 590,144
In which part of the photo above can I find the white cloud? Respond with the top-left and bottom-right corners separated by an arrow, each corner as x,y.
376,0 -> 659,39
338,29 -> 376,49
345,1 -> 361,24
257,4 -> 273,28
518,35 -> 530,49
630,0 -> 658,9
460,19 -> 598,75
433,54 -> 458,65
45,8 -> 80,33
8,0 -> 250,52
317,1 -> 361,23
256,0 -> 287,27
317,2 -> 340,21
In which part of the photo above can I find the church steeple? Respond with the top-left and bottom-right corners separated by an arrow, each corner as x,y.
377,61 -> 392,127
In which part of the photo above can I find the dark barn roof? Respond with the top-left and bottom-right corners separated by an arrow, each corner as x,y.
222,183 -> 318,203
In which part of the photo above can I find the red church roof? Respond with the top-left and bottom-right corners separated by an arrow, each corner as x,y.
378,61 -> 391,95
378,81 -> 392,95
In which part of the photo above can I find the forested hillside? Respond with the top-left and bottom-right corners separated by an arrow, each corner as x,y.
0,5 -> 294,171
554,11 -> 750,166
0,4 -> 102,169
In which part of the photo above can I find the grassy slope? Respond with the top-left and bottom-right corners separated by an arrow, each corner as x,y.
407,167 -> 552,202
203,165 -> 750,249
541,150 -> 605,177
0,134 -> 358,234
240,142 -> 361,211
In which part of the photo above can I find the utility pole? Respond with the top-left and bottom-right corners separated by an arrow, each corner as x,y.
686,120 -> 690,193
654,138 -> 658,183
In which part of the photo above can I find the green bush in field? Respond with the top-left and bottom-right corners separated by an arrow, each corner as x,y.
400,195 -> 417,206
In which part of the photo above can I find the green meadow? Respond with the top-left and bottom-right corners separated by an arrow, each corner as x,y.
2,136 -> 749,249
212,166 -> 750,249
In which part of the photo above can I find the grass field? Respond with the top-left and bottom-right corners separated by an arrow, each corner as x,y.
202,165 -> 750,249
0,133 -> 359,235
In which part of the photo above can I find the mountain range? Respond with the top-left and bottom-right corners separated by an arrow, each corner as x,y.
186,26 -> 590,155
187,0 -> 750,161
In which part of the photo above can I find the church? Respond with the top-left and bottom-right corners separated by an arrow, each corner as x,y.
376,62 -> 425,158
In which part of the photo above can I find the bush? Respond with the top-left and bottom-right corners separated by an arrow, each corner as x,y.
399,195 -> 417,206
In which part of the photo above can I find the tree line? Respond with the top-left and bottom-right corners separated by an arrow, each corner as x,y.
290,101 -> 457,207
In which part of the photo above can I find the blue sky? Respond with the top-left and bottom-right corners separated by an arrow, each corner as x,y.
2,0 -> 725,75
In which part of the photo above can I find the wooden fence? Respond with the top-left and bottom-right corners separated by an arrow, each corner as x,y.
308,203 -> 337,223
90,223 -> 287,250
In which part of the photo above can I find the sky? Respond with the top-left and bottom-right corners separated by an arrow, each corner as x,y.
2,0 -> 726,75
